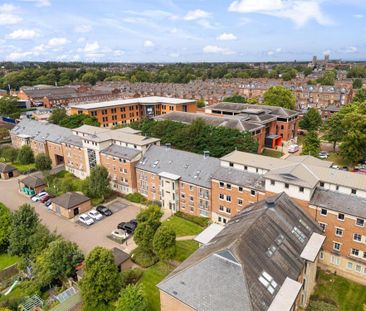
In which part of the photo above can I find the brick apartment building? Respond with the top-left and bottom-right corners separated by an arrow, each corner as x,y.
10,118 -> 366,284
69,96 -> 197,128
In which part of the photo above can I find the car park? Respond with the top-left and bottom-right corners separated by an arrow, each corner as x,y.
288,144 -> 299,153
111,229 -> 129,240
318,151 -> 328,159
96,205 -> 113,216
79,214 -> 94,226
87,210 -> 103,221
31,191 -> 48,202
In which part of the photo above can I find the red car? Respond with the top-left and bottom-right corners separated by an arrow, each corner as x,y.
40,195 -> 50,203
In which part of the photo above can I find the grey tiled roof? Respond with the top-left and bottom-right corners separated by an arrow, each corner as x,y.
158,193 -> 323,311
20,175 -> 45,188
136,145 -> 220,188
0,163 -> 16,173
100,144 -> 141,161
63,135 -> 83,147
11,119 -> 72,144
310,188 -> 366,219
52,192 -> 89,209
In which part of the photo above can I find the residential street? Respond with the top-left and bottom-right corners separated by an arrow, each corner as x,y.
0,177 -> 141,254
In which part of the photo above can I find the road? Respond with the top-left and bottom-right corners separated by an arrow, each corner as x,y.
0,177 -> 141,254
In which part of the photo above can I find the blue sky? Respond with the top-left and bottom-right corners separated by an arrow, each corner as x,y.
0,0 -> 365,62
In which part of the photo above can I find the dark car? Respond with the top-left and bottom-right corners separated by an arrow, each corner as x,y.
130,219 -> 138,228
45,199 -> 52,207
117,222 -> 136,234
96,205 -> 112,216
40,195 -> 50,203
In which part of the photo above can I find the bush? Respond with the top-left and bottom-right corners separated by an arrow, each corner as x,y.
307,300 -> 337,311
35,153 -> 52,171
121,268 -> 144,287
0,146 -> 18,162
131,247 -> 159,268
175,211 -> 209,228
153,226 -> 176,260
16,145 -> 34,165
125,193 -> 147,204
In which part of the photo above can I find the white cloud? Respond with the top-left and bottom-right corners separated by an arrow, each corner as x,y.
203,45 -> 234,55
83,41 -> 100,53
184,9 -> 211,21
323,49 -> 331,56
344,46 -> 358,53
197,19 -> 215,29
353,14 -> 364,19
0,4 -> 22,25
21,0 -> 51,7
7,29 -> 39,40
144,40 -> 154,47
228,0 -> 332,27
75,24 -> 92,33
7,50 -> 35,60
48,37 -> 70,47
217,33 -> 237,41
267,50 -> 274,56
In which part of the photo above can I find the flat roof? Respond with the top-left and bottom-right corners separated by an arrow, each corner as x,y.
268,278 -> 302,311
194,224 -> 223,245
69,96 -> 196,110
158,171 -> 181,180
300,232 -> 326,262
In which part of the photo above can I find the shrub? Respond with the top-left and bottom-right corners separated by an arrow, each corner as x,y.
153,225 -> 176,260
131,247 -> 158,268
125,193 -> 147,204
17,145 -> 34,165
0,145 -> 18,162
121,268 -> 144,287
307,300 -> 337,311
35,153 -> 52,171
175,211 -> 209,228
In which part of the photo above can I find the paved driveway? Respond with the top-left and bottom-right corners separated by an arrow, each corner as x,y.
0,177 -> 141,254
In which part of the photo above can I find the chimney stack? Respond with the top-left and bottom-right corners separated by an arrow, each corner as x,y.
203,150 -> 210,159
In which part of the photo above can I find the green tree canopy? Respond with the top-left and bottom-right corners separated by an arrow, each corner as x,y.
49,107 -> 67,125
0,203 -> 12,252
196,99 -> 205,108
263,86 -> 296,110
115,285 -> 147,311
17,145 -> 34,165
80,247 -> 122,308
353,78 -> 363,89
222,94 -> 247,103
35,153 -> 52,171
0,145 -> 18,162
153,225 -> 176,260
316,71 -> 336,86
0,96 -> 18,116
85,165 -> 110,199
299,108 -> 322,131
301,131 -> 320,157
35,239 -> 84,286
59,114 -> 100,128
347,65 -> 366,78
353,89 -> 366,103
324,113 -> 345,151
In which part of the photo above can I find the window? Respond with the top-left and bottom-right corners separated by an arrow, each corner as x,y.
251,190 -> 256,196
319,251 -> 324,260
219,181 -> 224,188
285,183 -> 289,189
258,271 -> 278,295
320,182 -> 324,187
219,193 -> 224,200
189,185 -> 193,192
354,233 -> 362,242
223,218 -> 227,224
238,186 -> 243,192
226,195 -> 232,202
338,213 -> 345,221
356,265 -> 361,272
356,218 -> 364,227
347,262 -> 353,269
351,248 -> 360,256
218,216 -> 222,222
270,180 -> 275,186
238,199 -> 243,206
352,189 -> 357,195
335,228 -> 343,237
229,162 -> 234,167
299,187 -> 304,193
331,255 -> 340,266
319,222 -> 326,232
226,183 -> 232,190
226,208 -> 231,214
292,226 -> 306,243
320,209 -> 327,216
219,205 -> 224,211
333,242 -> 341,251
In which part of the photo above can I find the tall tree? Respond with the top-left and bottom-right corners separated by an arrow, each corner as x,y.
263,86 -> 296,110
35,153 -> 52,171
17,145 -> 34,165
115,285 -> 147,311
301,131 -> 320,157
49,107 -> 67,125
0,203 -> 12,252
35,239 -> 84,286
353,78 -> 363,89
80,247 -> 122,309
87,165 -> 110,199
0,96 -> 18,116
153,225 -> 176,260
324,113 -> 345,151
299,108 -> 322,131
353,89 -> 366,103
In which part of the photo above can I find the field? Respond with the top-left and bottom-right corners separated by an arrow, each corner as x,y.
163,215 -> 204,237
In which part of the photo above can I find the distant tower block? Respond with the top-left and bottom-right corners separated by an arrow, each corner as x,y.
324,54 -> 330,64
312,56 -> 317,66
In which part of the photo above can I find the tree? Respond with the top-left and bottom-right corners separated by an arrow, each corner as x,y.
353,78 -> 363,89
299,108 -> 322,131
196,99 -> 205,108
86,166 -> 110,199
17,145 -> 34,165
301,131 -> 320,157
29,224 -> 58,260
35,239 -> 84,286
0,145 -> 18,162
80,247 -> 122,308
81,72 -> 98,85
59,114 -> 100,128
0,96 -> 18,116
0,203 -> 12,252
347,65 -> 366,78
0,128 -> 9,140
353,89 -> 366,103
263,86 -> 296,110
115,285 -> 147,311
324,113 -> 345,151
8,204 -> 39,259
49,107 -> 67,125
316,71 -> 336,86
153,225 -> 176,260
222,94 -> 247,103
35,153 -> 52,171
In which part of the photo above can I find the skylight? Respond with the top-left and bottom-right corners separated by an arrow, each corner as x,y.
292,226 -> 306,243
259,271 -> 278,294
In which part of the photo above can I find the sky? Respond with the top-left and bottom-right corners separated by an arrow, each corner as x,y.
0,0 -> 365,63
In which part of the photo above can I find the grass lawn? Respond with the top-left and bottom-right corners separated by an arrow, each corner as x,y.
0,286 -> 25,303
0,157 -> 36,173
0,253 -> 20,270
311,270 -> 366,311
163,216 -> 204,237
139,261 -> 175,311
174,240 -> 199,262
262,149 -> 283,158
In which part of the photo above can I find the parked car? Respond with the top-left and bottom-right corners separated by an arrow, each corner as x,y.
288,144 -> 299,153
117,222 -> 136,234
79,214 -> 94,226
40,195 -> 50,203
87,210 -> 103,221
130,219 -> 138,228
44,199 -> 52,207
96,205 -> 112,216
318,151 -> 328,159
31,191 -> 48,202
111,229 -> 129,240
